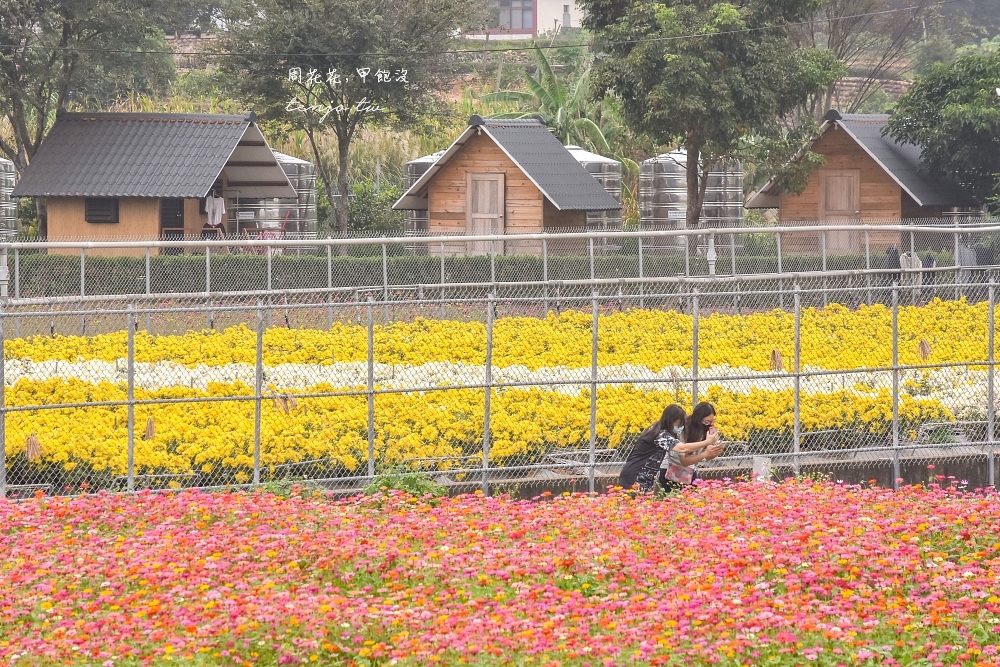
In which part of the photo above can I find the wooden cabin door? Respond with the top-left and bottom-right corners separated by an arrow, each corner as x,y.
466,173 -> 505,255
819,169 -> 860,253
160,198 -> 186,255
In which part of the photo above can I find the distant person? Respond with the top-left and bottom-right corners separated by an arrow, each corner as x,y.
201,220 -> 224,240
618,405 -> 717,493
885,246 -> 901,286
921,252 -> 936,302
658,401 -> 724,492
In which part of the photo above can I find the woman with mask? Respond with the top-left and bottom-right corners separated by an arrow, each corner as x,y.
618,405 -> 715,493
658,401 -> 724,492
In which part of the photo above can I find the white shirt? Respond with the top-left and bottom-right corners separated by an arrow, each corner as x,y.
205,196 -> 226,228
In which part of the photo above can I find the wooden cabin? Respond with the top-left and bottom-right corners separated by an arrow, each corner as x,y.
12,111 -> 295,256
393,115 -> 621,256
746,110 -> 978,255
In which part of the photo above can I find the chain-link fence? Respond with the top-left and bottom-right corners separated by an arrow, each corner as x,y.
1,222 -> 999,497
2,218 -> 997,302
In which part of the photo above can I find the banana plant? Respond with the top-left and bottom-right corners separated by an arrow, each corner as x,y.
478,44 -> 611,154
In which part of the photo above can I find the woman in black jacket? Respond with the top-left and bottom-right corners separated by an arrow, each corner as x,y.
618,405 -> 711,493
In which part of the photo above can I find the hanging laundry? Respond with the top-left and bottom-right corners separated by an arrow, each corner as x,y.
205,196 -> 226,228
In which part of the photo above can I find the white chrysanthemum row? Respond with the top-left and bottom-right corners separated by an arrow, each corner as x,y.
1,357 -> 990,417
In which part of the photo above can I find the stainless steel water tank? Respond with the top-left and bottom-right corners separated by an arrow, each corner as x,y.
229,151 -> 318,238
0,159 -> 16,239
565,145 -> 621,231
403,150 -> 445,237
640,150 -> 743,250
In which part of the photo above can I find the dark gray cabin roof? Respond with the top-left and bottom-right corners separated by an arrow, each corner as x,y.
12,111 -> 295,199
746,111 -> 977,209
394,116 -> 621,212
837,113 -> 977,208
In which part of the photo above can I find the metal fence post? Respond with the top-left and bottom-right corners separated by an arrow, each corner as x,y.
892,284 -> 900,490
793,285 -> 801,476
440,242 -> 446,320
381,243 -> 389,325
266,249 -> 273,328
954,225 -> 961,302
543,239 -> 549,315
989,280 -> 996,489
0,247 -> 7,300
0,303 -> 5,500
589,289 -> 598,493
729,232 -> 736,276
637,236 -> 644,309
909,229 -> 917,306
483,293 -> 494,495
144,248 -> 151,332
327,244 -> 334,330
367,296 -> 376,480
821,231 -> 828,307
692,288 -> 699,403
589,237 -> 595,282
127,305 -> 136,493
490,246 -> 497,284
206,246 -> 214,330
80,248 -> 86,335
12,248 -> 18,299
684,235 -> 690,278
865,230 -> 872,306
253,300 -> 263,486
776,232 -> 783,309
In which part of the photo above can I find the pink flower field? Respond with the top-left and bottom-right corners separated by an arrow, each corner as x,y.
2,480 -> 1000,667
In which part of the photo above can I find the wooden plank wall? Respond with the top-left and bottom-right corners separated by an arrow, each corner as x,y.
427,133 -> 543,256
185,198 -> 209,237
779,127 -> 902,255
47,197 -> 160,257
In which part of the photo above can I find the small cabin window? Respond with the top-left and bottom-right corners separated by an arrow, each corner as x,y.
85,197 -> 120,223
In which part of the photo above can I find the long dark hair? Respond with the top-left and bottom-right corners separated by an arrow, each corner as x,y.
685,402 -> 717,443
657,404 -> 687,433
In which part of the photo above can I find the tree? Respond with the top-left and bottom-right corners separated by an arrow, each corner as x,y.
218,0 -> 488,238
479,45 -> 611,153
0,0 -> 176,236
0,0 -> 175,175
579,0 -> 842,228
885,52 -> 997,208
788,0 -> 933,120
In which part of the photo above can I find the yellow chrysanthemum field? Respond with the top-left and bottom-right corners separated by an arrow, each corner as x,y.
1,298 -> 989,483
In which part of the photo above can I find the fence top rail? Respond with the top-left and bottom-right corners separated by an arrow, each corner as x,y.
2,221 -> 1000,251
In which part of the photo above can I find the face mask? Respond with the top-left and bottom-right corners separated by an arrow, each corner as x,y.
673,425 -> 684,435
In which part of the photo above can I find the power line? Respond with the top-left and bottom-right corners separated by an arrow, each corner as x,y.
0,0 -> 957,59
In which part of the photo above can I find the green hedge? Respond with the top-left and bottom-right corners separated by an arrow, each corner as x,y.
10,250 -> 957,299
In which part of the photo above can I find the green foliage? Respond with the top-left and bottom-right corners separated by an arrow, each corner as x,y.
479,44 -> 612,154
348,182 -> 405,236
362,470 -> 447,497
912,34 -> 959,77
852,83 -> 895,115
957,34 -> 1000,57
258,479 -> 324,498
580,0 -> 841,227
0,0 -> 176,172
887,52 -> 999,209
217,0 -> 483,234
739,122 -> 826,195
